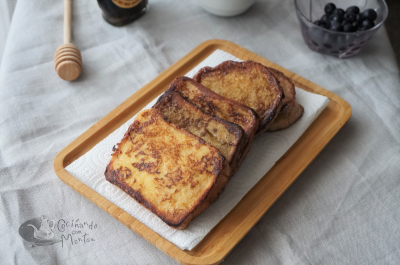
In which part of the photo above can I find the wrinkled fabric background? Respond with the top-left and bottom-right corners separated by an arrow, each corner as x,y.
0,0 -> 399,264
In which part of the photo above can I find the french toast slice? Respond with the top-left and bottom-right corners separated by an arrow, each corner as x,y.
153,90 -> 246,175
266,67 -> 304,131
268,101 -> 304,132
166,76 -> 259,171
193,60 -> 283,134
105,108 -> 230,230
167,77 -> 259,143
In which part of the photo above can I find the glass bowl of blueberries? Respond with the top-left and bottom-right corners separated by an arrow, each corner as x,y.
295,0 -> 388,58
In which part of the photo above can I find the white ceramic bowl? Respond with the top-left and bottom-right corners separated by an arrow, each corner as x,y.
197,0 -> 256,17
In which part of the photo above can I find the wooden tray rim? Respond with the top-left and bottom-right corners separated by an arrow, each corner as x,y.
53,39 -> 352,265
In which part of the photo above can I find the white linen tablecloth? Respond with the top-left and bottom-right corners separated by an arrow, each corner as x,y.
1,0 -> 399,264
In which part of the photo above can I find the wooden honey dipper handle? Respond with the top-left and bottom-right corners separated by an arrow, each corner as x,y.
64,0 -> 72,44
54,0 -> 82,81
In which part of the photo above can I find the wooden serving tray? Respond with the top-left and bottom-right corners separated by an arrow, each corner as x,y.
53,39 -> 351,265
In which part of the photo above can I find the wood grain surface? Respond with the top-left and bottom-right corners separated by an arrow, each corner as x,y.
53,39 -> 351,265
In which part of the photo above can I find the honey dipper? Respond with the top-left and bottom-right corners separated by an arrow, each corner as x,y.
54,0 -> 82,81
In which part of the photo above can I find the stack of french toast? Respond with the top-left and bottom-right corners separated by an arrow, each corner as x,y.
105,60 -> 304,230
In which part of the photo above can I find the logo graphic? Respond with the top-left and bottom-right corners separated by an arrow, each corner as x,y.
19,216 -> 98,248
19,216 -> 61,247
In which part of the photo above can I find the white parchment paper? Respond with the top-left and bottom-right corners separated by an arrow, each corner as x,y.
66,50 -> 330,250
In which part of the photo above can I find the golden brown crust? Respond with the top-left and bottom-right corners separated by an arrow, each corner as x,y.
105,108 -> 229,229
165,77 -> 259,173
193,60 -> 283,134
173,158 -> 230,229
153,90 -> 246,174
267,101 -> 304,132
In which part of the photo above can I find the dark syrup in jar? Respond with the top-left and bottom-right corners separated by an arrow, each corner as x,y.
97,0 -> 148,27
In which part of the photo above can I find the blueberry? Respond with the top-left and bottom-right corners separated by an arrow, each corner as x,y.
332,8 -> 345,19
324,3 -> 336,14
320,14 -> 331,27
330,21 -> 343,32
356,14 -> 362,21
352,21 -> 360,28
314,20 -> 328,29
344,12 -> 356,23
341,20 -> 347,26
314,20 -> 322,26
321,14 -> 330,23
361,9 -> 377,21
361,19 -> 375,29
331,15 -> 343,23
346,6 -> 360,14
343,23 -> 357,32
